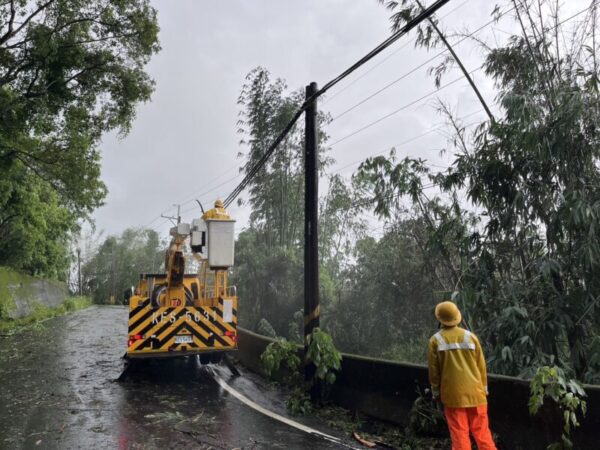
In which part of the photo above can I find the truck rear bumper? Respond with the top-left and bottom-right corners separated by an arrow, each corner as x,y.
127,301 -> 238,355
126,347 -> 237,359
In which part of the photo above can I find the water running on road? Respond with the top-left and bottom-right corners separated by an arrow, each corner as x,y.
0,306 -> 353,449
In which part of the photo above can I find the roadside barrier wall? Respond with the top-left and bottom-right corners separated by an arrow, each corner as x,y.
0,267 -> 68,320
237,327 -> 600,450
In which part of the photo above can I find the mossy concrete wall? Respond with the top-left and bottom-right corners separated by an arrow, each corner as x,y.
237,327 -> 600,450
0,267 -> 68,320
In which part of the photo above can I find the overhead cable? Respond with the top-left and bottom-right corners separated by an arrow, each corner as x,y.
223,0 -> 451,207
330,109 -> 484,176
223,107 -> 306,207
315,0 -> 451,99
330,6 -> 517,122
322,0 -> 471,105
329,66 -> 482,147
149,0 -> 595,222
177,163 -> 241,207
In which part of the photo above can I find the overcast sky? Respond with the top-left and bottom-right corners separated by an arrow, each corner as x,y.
89,0 -> 588,240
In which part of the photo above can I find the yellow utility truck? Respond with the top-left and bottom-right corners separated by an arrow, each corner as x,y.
125,200 -> 237,364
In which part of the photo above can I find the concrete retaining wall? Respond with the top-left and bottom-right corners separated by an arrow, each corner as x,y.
0,267 -> 68,320
237,327 -> 600,450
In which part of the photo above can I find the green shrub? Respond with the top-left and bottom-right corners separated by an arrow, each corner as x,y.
529,366 -> 587,449
261,328 -> 342,415
261,338 -> 301,381
305,328 -> 342,385
286,387 -> 313,416
0,296 -> 92,334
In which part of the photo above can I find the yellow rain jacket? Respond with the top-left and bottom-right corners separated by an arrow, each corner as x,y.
202,206 -> 230,220
428,326 -> 488,408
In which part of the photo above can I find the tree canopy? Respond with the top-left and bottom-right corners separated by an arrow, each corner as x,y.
0,0 -> 160,278
357,0 -> 600,381
233,1 -> 600,384
82,228 -> 163,304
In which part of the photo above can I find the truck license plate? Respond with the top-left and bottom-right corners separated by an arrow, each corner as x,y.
175,335 -> 193,344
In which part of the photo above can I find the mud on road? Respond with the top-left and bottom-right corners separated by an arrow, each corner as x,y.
0,306 -> 353,450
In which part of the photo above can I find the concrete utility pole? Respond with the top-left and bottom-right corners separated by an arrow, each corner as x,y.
304,82 -> 320,398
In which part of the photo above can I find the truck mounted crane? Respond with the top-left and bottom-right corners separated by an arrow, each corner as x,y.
124,200 -> 238,365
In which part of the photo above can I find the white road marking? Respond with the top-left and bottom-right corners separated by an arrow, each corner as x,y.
209,370 -> 361,449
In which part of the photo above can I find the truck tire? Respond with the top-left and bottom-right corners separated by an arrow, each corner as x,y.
151,284 -> 194,308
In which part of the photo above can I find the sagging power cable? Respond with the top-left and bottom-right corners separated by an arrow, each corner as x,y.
323,0 -> 472,106
329,66 -> 483,147
223,0 -> 451,208
330,108 -> 484,176
330,6 -> 518,122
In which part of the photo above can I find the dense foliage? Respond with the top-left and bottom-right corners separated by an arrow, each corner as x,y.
233,69 -> 438,358
82,228 -> 164,304
233,68 -> 346,335
261,328 -> 342,414
234,2 -> 600,386
354,0 -> 600,382
0,0 -> 159,279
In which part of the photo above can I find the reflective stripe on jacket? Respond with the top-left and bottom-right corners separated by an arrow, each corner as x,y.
428,326 -> 488,408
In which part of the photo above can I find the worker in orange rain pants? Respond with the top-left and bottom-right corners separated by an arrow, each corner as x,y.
428,301 -> 497,450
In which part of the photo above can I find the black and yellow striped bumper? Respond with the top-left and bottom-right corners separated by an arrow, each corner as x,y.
126,297 -> 238,358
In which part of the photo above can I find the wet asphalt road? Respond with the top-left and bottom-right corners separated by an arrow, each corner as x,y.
0,306 -> 353,450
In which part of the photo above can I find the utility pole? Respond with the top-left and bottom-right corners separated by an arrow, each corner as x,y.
304,82 -> 320,399
110,250 -> 116,305
161,204 -> 181,226
77,247 -> 82,296
175,203 -> 181,224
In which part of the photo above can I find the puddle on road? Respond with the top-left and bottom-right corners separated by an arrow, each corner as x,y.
0,307 -> 346,449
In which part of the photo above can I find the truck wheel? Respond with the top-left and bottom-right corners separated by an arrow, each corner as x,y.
210,352 -> 223,364
199,354 -> 211,365
150,284 -> 194,307
151,284 -> 166,308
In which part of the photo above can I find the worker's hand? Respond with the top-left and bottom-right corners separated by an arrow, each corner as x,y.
425,387 -> 440,401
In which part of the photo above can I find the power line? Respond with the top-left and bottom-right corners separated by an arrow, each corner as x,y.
329,4 -> 519,123
328,110 -> 482,177
143,212 -> 169,230
141,162 -> 242,229
330,0 -> 599,148
177,163 -> 241,207
151,218 -> 171,233
183,172 -> 243,208
344,0 -> 600,219
329,66 -> 482,147
322,0 -> 472,106
223,107 -> 306,208
134,0 -> 598,233
142,204 -> 179,230
223,0 -> 451,208
317,0 -> 451,97
219,0 -> 598,210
